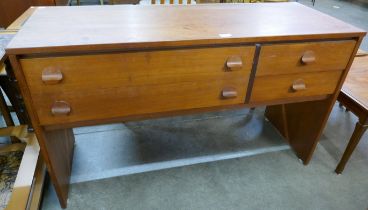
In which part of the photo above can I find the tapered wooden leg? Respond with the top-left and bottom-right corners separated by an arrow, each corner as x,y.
38,128 -> 75,208
335,122 -> 367,174
265,97 -> 333,165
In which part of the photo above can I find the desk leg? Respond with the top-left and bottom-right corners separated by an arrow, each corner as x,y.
265,98 -> 333,165
335,121 -> 367,174
39,128 -> 75,208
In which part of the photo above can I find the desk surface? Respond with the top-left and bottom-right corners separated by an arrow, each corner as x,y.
342,53 -> 368,110
6,3 -> 365,55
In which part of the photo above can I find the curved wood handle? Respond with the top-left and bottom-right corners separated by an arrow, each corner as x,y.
226,56 -> 243,70
42,67 -> 63,84
301,50 -> 316,64
51,101 -> 71,116
291,79 -> 307,91
221,87 -> 237,99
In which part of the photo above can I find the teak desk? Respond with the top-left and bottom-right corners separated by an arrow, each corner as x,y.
5,3 -> 366,208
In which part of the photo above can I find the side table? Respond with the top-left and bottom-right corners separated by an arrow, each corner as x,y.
336,50 -> 368,174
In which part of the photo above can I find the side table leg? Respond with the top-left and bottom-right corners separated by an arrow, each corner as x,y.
335,121 -> 367,174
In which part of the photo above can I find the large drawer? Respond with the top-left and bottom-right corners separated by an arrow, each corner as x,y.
256,40 -> 356,76
250,71 -> 343,102
20,46 -> 255,125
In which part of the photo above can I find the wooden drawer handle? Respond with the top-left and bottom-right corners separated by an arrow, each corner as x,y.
301,50 -> 316,64
291,79 -> 307,91
221,87 -> 237,99
51,101 -> 71,115
42,67 -> 63,84
226,56 -> 243,70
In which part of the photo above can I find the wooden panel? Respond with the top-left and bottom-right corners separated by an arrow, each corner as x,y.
9,54 -> 75,209
265,98 -> 334,164
251,71 -> 343,103
338,92 -> 368,125
6,4 -> 366,209
42,128 -> 74,208
342,54 -> 368,109
5,3 -> 365,55
265,37 -> 363,165
264,104 -> 289,141
257,40 -> 356,76
21,46 -> 255,125
0,0 -> 31,28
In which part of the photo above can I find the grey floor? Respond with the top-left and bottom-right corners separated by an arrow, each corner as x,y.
39,0 -> 368,210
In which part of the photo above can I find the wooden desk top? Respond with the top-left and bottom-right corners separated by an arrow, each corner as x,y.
342,53 -> 368,110
6,3 -> 365,55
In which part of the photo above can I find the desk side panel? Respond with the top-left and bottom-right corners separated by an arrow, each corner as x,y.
265,36 -> 364,164
9,55 -> 74,208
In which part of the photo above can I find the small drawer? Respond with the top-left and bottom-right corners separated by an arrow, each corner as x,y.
20,46 -> 255,125
256,40 -> 356,76
250,71 -> 343,102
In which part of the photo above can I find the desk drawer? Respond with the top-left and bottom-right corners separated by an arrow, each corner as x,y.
21,46 -> 255,125
256,40 -> 356,76
250,71 -> 343,102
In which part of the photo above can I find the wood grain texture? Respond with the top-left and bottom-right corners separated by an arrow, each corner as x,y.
9,55 -> 74,209
341,54 -> 368,110
335,53 -> 368,174
41,96 -> 330,131
0,0 -> 31,28
264,104 -> 289,141
6,3 -> 365,55
335,121 -> 368,174
251,71 -> 343,102
265,97 -> 339,164
6,4 -> 366,208
265,37 -> 364,165
284,98 -> 335,163
42,128 -> 75,208
256,40 -> 356,76
21,46 -> 254,125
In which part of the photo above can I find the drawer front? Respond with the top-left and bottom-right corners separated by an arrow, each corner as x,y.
257,40 -> 356,76
21,46 -> 255,125
250,71 -> 343,102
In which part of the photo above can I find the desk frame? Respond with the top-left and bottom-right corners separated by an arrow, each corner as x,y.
7,35 -> 363,208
